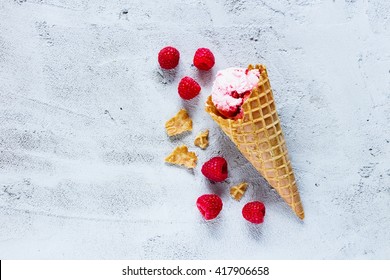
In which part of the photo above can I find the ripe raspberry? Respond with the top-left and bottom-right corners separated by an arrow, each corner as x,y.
201,157 -> 228,182
193,48 -> 215,71
178,76 -> 201,100
196,194 -> 223,220
158,46 -> 180,69
242,201 -> 266,224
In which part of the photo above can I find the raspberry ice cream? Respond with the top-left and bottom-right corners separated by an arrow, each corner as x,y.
211,67 -> 260,119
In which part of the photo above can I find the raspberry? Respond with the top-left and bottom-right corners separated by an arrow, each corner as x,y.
178,76 -> 201,100
196,194 -> 223,220
158,46 -> 180,69
193,48 -> 215,71
217,106 -> 240,119
201,157 -> 228,182
242,201 -> 266,224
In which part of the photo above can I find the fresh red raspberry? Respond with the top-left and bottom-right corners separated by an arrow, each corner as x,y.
178,76 -> 201,100
196,194 -> 223,220
201,157 -> 228,182
193,48 -> 215,71
158,46 -> 180,69
242,201 -> 266,224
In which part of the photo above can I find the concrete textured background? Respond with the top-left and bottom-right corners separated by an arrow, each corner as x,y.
0,0 -> 389,259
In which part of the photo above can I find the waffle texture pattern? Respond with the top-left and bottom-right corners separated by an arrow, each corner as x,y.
205,64 -> 304,219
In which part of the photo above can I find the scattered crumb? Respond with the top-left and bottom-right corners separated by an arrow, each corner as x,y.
230,182 -> 248,201
194,129 -> 209,149
165,109 -> 193,137
165,145 -> 197,169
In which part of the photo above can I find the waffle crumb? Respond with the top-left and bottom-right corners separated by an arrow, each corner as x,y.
194,130 -> 209,149
165,145 -> 197,169
165,109 -> 193,137
230,182 -> 248,201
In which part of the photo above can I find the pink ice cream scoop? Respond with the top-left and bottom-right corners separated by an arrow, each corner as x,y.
211,67 -> 260,119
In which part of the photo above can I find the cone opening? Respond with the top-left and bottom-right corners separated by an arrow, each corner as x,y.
206,64 -> 266,123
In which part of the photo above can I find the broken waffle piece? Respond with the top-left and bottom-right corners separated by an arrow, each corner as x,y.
230,182 -> 248,201
165,109 -> 193,137
165,145 -> 197,169
194,129 -> 209,149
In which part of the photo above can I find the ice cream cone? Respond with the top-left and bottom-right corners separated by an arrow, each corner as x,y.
205,64 -> 304,219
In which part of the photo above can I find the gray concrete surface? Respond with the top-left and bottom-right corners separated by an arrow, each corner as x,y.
0,0 -> 389,259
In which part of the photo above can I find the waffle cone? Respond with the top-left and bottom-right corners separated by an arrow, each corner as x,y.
205,64 -> 304,219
